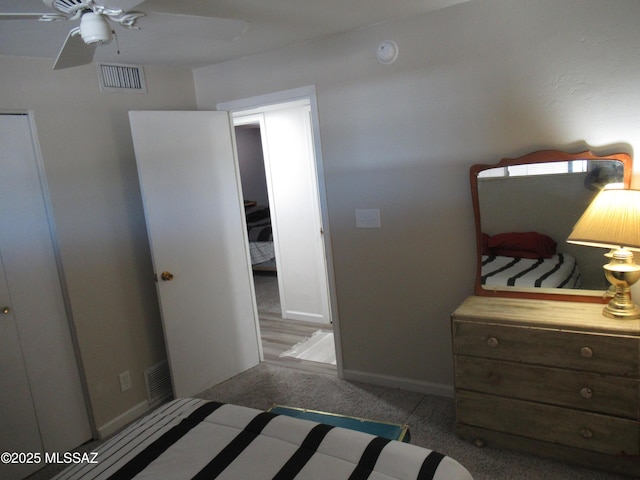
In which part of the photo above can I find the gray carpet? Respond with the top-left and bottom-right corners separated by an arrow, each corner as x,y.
197,363 -> 630,480
30,363 -> 631,479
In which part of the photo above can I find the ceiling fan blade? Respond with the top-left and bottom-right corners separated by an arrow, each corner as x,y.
53,29 -> 97,70
136,13 -> 249,41
0,13 -> 49,20
100,0 -> 146,10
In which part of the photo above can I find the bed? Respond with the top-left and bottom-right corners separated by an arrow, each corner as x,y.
481,253 -> 582,289
480,231 -> 583,289
52,398 -> 473,480
245,205 -> 276,270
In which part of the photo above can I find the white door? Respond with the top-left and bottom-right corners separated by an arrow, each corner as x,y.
259,104 -> 331,323
129,111 -> 261,398
0,113 -> 91,480
0,261 -> 42,480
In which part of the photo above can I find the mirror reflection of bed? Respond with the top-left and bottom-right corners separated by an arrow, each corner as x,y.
472,150 -> 631,300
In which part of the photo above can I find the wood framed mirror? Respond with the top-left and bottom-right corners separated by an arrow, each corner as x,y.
471,149 -> 632,303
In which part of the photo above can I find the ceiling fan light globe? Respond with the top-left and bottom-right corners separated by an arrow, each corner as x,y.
80,12 -> 112,45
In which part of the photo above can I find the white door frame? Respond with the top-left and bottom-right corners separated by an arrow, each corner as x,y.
217,86 -> 343,376
0,112 -> 94,453
21,113 -> 93,437
6,112 -> 93,438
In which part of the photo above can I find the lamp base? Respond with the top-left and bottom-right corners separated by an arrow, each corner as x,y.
603,293 -> 640,319
602,248 -> 640,320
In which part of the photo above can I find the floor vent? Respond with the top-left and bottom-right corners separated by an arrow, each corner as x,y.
97,63 -> 147,93
144,360 -> 172,406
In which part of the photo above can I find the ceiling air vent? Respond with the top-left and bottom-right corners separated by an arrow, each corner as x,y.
97,63 -> 147,93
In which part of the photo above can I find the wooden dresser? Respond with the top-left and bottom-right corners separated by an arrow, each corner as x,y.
451,296 -> 640,476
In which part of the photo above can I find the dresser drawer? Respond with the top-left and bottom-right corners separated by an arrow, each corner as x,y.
454,356 -> 640,418
452,320 -> 640,376
456,391 -> 640,455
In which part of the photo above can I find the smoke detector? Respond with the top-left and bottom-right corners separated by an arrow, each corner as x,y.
376,40 -> 398,64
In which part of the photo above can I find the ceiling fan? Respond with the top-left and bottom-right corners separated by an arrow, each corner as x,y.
0,0 -> 249,70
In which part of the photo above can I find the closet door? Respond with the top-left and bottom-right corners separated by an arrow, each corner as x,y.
0,258 -> 42,479
0,114 -> 91,479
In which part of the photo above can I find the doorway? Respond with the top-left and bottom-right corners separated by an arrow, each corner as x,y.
129,91 -> 342,396
221,90 -> 340,374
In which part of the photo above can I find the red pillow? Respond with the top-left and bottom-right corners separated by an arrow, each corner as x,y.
481,233 -> 492,256
488,232 -> 557,259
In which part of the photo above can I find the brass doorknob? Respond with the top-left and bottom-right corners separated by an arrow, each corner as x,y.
2,306 -> 9,314
160,271 -> 174,281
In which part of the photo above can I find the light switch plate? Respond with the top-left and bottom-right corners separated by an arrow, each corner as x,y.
355,209 -> 381,228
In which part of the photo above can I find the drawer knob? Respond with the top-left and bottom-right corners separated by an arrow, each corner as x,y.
580,347 -> 593,358
580,387 -> 593,399
580,428 -> 593,439
487,337 -> 499,348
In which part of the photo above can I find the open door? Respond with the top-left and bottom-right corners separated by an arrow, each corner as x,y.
234,102 -> 331,324
261,103 -> 331,324
129,111 -> 261,398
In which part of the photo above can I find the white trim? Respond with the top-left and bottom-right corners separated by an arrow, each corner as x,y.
1,111 -> 94,441
217,86 -> 316,113
216,87 -> 343,378
97,400 -> 152,439
228,116 -> 265,365
25,111 -> 97,440
342,369 -> 454,398
228,112 -> 267,363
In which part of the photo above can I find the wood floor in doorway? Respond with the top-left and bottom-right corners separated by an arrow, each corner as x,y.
259,313 -> 336,375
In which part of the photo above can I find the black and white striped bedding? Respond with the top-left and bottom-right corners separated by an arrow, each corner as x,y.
53,398 -> 473,480
246,206 -> 275,265
481,253 -> 582,289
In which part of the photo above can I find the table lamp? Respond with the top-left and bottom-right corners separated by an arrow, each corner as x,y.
567,188 -> 640,319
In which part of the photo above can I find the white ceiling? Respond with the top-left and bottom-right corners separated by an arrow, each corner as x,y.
0,0 -> 470,69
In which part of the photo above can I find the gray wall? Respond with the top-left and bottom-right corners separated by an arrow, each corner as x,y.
194,0 -> 640,392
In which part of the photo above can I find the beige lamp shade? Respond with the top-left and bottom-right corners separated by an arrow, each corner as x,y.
567,189 -> 640,250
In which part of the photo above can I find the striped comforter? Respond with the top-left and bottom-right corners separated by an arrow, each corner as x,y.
481,253 -> 582,289
246,206 -> 275,265
53,398 -> 473,480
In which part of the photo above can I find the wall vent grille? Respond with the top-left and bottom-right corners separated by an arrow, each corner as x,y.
144,360 -> 172,406
97,63 -> 147,93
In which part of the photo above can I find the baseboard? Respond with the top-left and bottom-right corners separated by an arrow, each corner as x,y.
97,400 -> 151,439
342,369 -> 454,398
